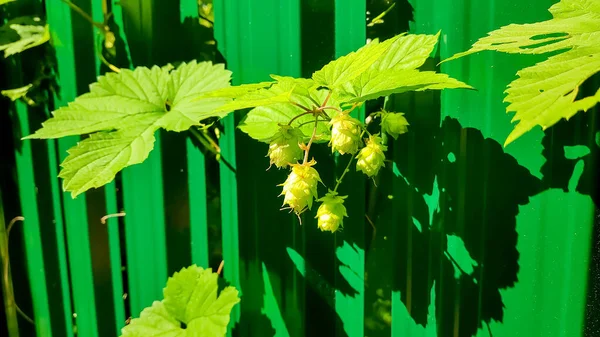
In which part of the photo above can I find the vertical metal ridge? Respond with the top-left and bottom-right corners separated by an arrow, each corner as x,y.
14,101 -> 52,337
45,1 -> 99,336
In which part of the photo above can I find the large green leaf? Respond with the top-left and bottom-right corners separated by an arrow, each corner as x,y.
312,34 -> 403,88
444,0 -> 600,145
120,265 -> 240,337
339,69 -> 472,103
26,61 -> 231,197
324,32 -> 471,103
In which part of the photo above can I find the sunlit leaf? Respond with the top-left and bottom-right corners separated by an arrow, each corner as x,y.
444,0 -> 600,145
26,61 -> 231,197
0,24 -> 49,57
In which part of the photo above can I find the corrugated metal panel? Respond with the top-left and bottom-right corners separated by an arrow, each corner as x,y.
1,0 -> 598,337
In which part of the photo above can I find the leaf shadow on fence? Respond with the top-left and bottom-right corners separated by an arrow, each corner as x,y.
363,86 -> 543,336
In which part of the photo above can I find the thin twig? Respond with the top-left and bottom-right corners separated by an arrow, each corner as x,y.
189,128 -> 237,174
295,118 -> 327,128
217,260 -> 224,275
290,101 -> 312,112
101,212 -> 126,224
303,116 -> 320,164
287,111 -> 314,126
308,96 -> 322,108
333,155 -> 355,192
4,216 -> 34,325
320,106 -> 341,112
320,91 -> 332,108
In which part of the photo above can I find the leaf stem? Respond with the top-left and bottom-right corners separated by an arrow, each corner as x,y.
287,111 -> 315,126
290,101 -> 312,112
295,118 -> 326,128
321,90 -> 332,108
303,116 -> 320,164
333,155 -> 355,192
319,106 -> 341,112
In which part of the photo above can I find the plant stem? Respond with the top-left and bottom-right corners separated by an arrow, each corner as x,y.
303,116 -> 320,164
321,90 -> 332,107
333,155 -> 355,192
288,111 -> 315,126
296,118 -> 326,128
290,101 -> 312,112
320,106 -> 341,112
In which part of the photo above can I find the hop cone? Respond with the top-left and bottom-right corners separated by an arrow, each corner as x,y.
329,114 -> 362,155
279,160 -> 322,214
356,134 -> 387,177
267,126 -> 304,168
316,191 -> 348,233
381,111 -> 409,139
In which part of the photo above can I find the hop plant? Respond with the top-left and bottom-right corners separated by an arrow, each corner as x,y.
279,160 -> 322,214
329,113 -> 363,155
381,111 -> 409,139
267,125 -> 304,168
356,134 -> 387,177
315,191 -> 348,232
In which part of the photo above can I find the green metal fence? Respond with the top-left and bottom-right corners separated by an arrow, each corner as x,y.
1,0 -> 599,337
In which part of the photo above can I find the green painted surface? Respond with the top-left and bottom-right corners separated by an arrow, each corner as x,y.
119,0 -> 169,317
45,1 -> 99,336
334,2 -> 366,337
4,1 -> 599,337
122,143 -> 168,315
46,137 -> 75,337
14,101 -> 52,337
180,0 -> 210,269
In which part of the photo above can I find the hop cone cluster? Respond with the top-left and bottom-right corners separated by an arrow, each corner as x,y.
381,111 -> 409,139
267,126 -> 304,168
316,191 -> 347,232
279,160 -> 322,214
356,134 -> 387,177
329,113 -> 362,154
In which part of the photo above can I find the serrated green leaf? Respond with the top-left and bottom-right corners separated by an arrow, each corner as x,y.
59,121 -> 159,197
0,24 -> 49,57
238,83 -> 339,143
1,83 -> 32,101
26,61 -> 231,197
322,32 -> 470,104
0,0 -> 16,6
120,265 -> 240,337
339,69 -> 472,103
120,301 -> 185,337
444,0 -> 600,145
504,45 -> 600,145
312,34 -> 403,88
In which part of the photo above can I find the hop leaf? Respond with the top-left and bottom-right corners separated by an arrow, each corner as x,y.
316,191 -> 348,233
444,0 -> 600,145
381,111 -> 409,139
25,61 -> 231,197
356,134 -> 388,177
267,126 -> 304,168
329,114 -> 363,155
279,160 -> 322,214
120,265 -> 240,337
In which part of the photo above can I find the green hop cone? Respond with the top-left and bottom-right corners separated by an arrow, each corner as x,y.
356,134 -> 388,177
381,111 -> 409,139
315,191 -> 348,233
267,125 -> 304,168
279,159 -> 322,214
329,113 -> 362,155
